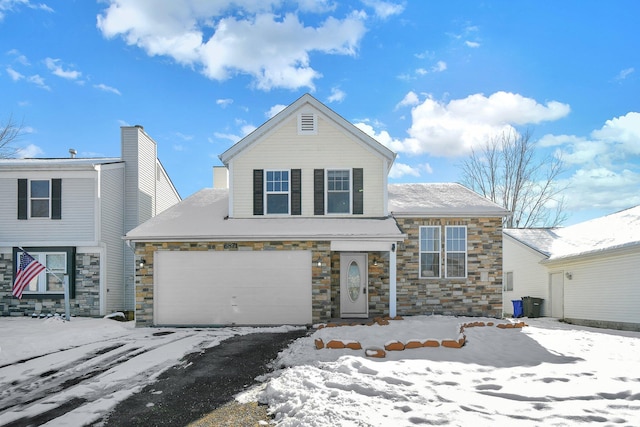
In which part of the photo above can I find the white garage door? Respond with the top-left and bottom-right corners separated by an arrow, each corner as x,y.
154,250 -> 312,326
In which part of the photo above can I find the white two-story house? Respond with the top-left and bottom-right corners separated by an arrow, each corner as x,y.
0,126 -> 180,317
125,94 -> 508,326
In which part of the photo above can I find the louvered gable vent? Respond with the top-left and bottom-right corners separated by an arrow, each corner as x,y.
298,112 -> 317,135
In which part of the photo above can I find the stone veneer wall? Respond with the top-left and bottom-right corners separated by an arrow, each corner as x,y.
0,252 -> 101,317
134,241 -> 332,327
393,217 -> 503,318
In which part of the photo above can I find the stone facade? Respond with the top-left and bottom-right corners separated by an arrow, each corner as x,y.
393,217 -> 503,318
0,252 -> 101,317
134,216 -> 503,326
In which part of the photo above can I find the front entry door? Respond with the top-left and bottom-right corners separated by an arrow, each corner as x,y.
340,253 -> 368,318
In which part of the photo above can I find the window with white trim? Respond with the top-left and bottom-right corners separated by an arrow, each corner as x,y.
504,271 -> 514,291
419,226 -> 441,278
445,226 -> 467,278
30,179 -> 50,218
18,251 -> 66,293
265,170 -> 289,214
326,169 -> 350,214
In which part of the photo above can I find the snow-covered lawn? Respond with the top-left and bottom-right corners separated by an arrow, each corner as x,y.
252,316 -> 640,426
1,315 -> 639,426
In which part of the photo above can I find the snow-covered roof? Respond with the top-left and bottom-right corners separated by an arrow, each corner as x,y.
503,228 -> 559,257
125,188 -> 404,242
0,158 -> 122,169
388,183 -> 510,217
505,205 -> 640,261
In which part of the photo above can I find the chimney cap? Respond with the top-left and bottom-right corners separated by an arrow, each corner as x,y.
69,148 -> 77,158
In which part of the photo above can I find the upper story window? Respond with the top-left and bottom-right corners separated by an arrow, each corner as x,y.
326,169 -> 351,214
265,170 -> 289,214
30,180 -> 51,218
445,226 -> 467,278
18,178 -> 62,220
419,226 -> 441,278
298,112 -> 317,135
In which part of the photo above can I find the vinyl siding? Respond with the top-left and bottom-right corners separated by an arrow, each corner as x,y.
0,176 -> 96,244
502,235 -> 550,316
155,160 -> 180,214
99,166 -> 126,313
230,112 -> 386,218
562,251 -> 640,325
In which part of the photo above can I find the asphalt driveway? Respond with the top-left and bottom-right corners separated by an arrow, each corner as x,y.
88,328 -> 308,427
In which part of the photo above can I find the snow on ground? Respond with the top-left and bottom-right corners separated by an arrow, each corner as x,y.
1,315 -> 639,426
250,316 -> 640,426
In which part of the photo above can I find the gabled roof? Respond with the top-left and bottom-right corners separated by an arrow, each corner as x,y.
505,205 -> 640,261
0,158 -> 123,170
388,183 -> 510,217
218,93 -> 396,168
125,188 -> 404,242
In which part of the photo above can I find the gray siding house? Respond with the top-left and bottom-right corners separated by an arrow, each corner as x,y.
0,126 -> 180,317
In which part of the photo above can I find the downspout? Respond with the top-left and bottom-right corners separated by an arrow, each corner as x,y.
389,243 -> 397,318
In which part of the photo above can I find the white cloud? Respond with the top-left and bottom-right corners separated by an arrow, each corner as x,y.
395,91 -> 419,109
591,111 -> 640,155
96,1 -> 371,91
174,132 -> 193,141
389,162 -> 420,178
94,83 -> 121,95
465,40 -> 480,48
216,98 -> 233,108
6,66 -> 23,81
361,0 -> 404,19
266,104 -> 287,119
615,67 -> 634,81
16,143 -> 44,158
44,58 -> 82,80
431,60 -> 447,72
391,91 -> 570,157
27,74 -> 50,90
561,167 -> 640,211
0,0 -> 53,21
327,87 -> 345,103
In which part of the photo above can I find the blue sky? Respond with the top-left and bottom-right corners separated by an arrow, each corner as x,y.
1,0 -> 639,225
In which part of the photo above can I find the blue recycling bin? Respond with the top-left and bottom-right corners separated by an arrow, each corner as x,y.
512,300 -> 523,318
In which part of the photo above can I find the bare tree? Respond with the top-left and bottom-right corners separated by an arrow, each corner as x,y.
461,129 -> 567,228
0,115 -> 24,158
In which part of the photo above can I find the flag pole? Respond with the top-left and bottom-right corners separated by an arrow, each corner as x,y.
18,247 -> 71,321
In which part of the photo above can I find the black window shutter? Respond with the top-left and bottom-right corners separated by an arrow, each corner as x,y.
52,179 -> 62,220
253,169 -> 264,215
18,179 -> 27,220
353,168 -> 363,215
291,169 -> 302,215
314,169 -> 324,215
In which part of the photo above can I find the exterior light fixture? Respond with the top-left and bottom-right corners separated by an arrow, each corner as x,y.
373,257 -> 378,266
565,272 -> 572,280
139,258 -> 146,268
316,258 -> 322,267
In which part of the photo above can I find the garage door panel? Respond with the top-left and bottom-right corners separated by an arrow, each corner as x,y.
154,250 -> 312,326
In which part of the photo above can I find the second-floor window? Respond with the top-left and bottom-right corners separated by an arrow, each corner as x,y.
327,169 -> 350,214
265,170 -> 289,214
30,180 -> 50,218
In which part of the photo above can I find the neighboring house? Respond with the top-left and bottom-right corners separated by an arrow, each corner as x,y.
125,94 -> 508,327
0,126 -> 181,317
503,206 -> 640,331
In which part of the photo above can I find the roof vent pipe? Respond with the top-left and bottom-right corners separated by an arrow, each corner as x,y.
69,148 -> 77,158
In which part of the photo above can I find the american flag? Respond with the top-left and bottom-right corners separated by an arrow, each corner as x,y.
13,251 -> 46,299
